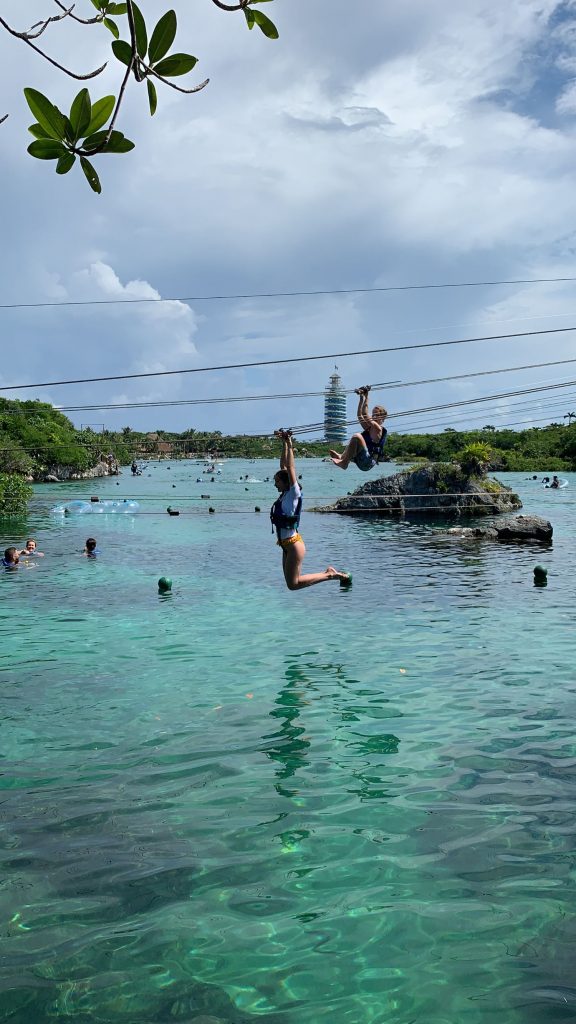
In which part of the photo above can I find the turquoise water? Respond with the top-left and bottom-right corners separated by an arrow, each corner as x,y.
1,460 -> 575,1024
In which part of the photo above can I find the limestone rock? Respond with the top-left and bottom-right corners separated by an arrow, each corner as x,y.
314,463 -> 522,517
35,461 -> 113,483
447,514 -> 552,543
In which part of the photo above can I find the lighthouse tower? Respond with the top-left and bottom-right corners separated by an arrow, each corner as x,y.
324,368 -> 347,445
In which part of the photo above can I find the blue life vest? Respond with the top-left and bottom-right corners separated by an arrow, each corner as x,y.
270,491 -> 302,539
362,426 -> 388,463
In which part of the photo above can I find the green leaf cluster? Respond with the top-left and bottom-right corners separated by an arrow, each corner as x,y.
0,474 -> 33,519
25,87 -> 134,193
111,7 -> 198,116
20,0 -> 278,191
244,1 -> 279,38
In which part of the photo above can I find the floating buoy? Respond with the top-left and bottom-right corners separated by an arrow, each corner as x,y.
533,565 -> 548,586
255,507 -> 261,512
340,572 -> 353,588
209,507 -> 215,514
158,576 -> 172,593
201,494 -> 210,499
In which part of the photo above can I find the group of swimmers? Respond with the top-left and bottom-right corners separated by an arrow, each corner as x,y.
2,539 -> 44,567
2,538 -> 99,568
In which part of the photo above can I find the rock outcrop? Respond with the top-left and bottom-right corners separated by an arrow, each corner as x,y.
314,463 -> 522,517
446,514 -> 552,543
35,460 -> 115,483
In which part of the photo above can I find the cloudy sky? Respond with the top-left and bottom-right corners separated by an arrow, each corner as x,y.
3,0 -> 576,437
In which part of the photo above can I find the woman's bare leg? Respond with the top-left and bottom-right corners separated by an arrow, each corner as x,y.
283,541 -> 349,590
330,434 -> 366,470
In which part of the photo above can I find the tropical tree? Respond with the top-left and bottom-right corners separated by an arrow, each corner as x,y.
1,0 -> 278,192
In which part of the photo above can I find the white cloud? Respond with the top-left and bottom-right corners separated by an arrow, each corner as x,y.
3,0 -> 576,432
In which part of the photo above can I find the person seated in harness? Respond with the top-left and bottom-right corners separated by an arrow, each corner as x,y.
330,385 -> 387,471
271,429 -> 351,591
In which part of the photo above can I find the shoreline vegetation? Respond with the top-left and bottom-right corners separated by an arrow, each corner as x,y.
0,398 -> 575,485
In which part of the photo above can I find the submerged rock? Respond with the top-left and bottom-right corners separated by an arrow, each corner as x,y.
314,463 -> 522,517
446,514 -> 552,543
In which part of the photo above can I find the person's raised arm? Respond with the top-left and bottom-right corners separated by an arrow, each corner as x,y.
275,429 -> 298,485
356,386 -> 372,429
284,432 -> 298,486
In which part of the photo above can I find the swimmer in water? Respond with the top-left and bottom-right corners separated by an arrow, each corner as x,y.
83,538 -> 100,558
2,547 -> 19,568
19,539 -> 44,557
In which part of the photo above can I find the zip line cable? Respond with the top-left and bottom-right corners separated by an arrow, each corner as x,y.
4,275 -> 576,311
4,376 -> 576,455
398,392 -> 576,433
29,355 -> 576,415
288,377 -> 576,435
3,325 -> 576,393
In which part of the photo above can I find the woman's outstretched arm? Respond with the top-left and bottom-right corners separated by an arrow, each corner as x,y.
283,432 -> 297,486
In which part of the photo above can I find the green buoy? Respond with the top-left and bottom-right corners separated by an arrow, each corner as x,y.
158,576 -> 172,593
533,565 -> 548,587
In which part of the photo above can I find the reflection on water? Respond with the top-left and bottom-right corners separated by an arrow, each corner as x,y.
262,662 -> 313,787
1,461 -> 575,1023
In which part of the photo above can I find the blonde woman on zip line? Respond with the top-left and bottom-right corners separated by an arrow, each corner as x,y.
330,385 -> 388,471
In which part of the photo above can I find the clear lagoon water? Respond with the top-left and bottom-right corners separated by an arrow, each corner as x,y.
1,459 -> 575,1024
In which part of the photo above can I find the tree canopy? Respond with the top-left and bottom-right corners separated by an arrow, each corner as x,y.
1,0 -> 278,193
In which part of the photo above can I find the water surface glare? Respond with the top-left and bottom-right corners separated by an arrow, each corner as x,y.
1,461 -> 575,1023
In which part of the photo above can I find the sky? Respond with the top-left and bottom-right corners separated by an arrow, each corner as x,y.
2,0 -> 576,438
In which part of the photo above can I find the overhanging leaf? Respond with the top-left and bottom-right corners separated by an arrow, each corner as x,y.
153,53 -> 197,77
148,10 -> 177,65
131,3 -> 148,59
244,9 -> 255,28
147,78 -> 158,116
70,88 -> 92,140
24,88 -> 67,141
111,39 -> 133,66
84,95 -> 115,135
107,2 -> 128,12
56,151 -> 76,175
103,17 -> 119,39
252,10 -> 278,38
80,156 -> 102,193
28,122 -> 52,140
82,129 -> 134,153
27,139 -> 66,160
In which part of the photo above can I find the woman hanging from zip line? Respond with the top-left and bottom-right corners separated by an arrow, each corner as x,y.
330,385 -> 388,471
271,429 -> 351,591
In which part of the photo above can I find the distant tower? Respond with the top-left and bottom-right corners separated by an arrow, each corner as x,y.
324,368 -> 347,445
